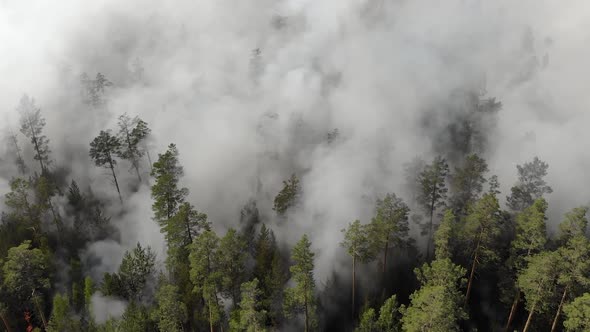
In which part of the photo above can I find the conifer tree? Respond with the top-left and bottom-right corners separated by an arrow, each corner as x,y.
369,193 -> 409,277
219,228 -> 248,306
341,220 -> 376,317
518,250 -> 560,332
449,154 -> 488,216
462,193 -> 502,303
116,113 -> 151,182
89,130 -> 122,202
151,143 -> 188,223
563,293 -> 590,331
17,95 -> 51,174
401,259 -> 467,332
507,157 -> 553,211
230,278 -> 267,332
190,230 -> 223,332
152,280 -> 187,332
284,234 -> 317,332
434,210 -> 455,260
8,129 -> 27,175
503,198 -> 548,331
273,174 -> 300,215
417,156 -> 449,260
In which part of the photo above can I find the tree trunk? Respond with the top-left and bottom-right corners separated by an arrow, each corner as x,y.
109,159 -> 122,203
504,290 -> 520,332
147,150 -> 153,172
551,286 -> 568,332
383,241 -> 389,275
208,301 -> 214,332
32,296 -> 47,329
352,254 -> 356,318
0,313 -> 12,332
465,245 -> 479,304
426,194 -> 436,261
523,301 -> 536,332
304,284 -> 309,332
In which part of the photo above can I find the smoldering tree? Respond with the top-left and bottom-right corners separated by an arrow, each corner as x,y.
89,130 -> 123,202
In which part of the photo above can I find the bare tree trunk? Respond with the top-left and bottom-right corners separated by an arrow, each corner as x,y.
32,295 -> 47,329
504,291 -> 520,332
523,301 -> 536,332
551,286 -> 568,332
209,301 -> 214,332
465,244 -> 480,304
426,195 -> 436,261
0,313 -> 12,332
352,254 -> 356,319
383,241 -> 389,275
109,159 -> 122,203
304,284 -> 309,332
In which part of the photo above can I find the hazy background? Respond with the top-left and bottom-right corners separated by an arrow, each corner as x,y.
1,0 -> 590,286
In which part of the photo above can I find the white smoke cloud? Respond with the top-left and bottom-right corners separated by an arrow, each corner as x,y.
1,0 -> 590,292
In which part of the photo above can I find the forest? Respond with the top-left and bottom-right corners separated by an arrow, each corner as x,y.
2,1 -> 590,332
0,75 -> 589,332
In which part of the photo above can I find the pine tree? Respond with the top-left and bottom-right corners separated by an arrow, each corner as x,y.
376,295 -> 401,332
401,259 -> 467,332
434,210 -> 455,260
116,114 -> 151,182
118,243 -> 156,302
152,280 -> 187,332
47,293 -> 78,332
17,95 -> 51,174
8,129 -> 27,175
190,230 -> 222,332
503,198 -> 548,331
449,154 -> 488,217
506,157 -> 553,211
341,220 -> 376,317
551,210 -> 590,332
416,156 -> 449,260
462,193 -> 502,303
284,234 -> 317,332
518,250 -> 560,332
230,278 -> 267,332
151,143 -> 188,223
89,130 -> 123,202
273,174 -> 300,215
219,228 -> 249,306
369,193 -> 409,277
563,293 -> 590,331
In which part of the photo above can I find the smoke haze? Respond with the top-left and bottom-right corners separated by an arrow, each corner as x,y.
1,0 -> 590,289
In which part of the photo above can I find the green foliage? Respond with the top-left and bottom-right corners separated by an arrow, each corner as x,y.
18,95 -> 51,173
116,114 -> 151,181
449,154 -> 489,216
461,193 -> 502,264
507,157 -> 553,211
341,220 -> 376,263
117,243 -> 156,301
219,228 -> 249,306
47,293 -> 79,332
518,250 -> 560,315
369,193 -> 409,271
89,130 -> 121,169
510,198 -> 548,270
401,258 -> 467,332
559,207 -> 589,244
118,302 -> 152,332
273,174 -> 300,215
152,280 -> 187,332
2,240 -> 50,302
434,210 -> 455,260
284,235 -> 317,331
252,224 -> 286,325
230,278 -> 267,332
190,230 -> 223,328
376,295 -> 400,332
150,143 -> 188,222
356,308 -> 377,332
564,293 -> 590,331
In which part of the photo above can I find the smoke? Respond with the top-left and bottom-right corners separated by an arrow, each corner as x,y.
90,293 -> 127,324
1,0 -> 590,316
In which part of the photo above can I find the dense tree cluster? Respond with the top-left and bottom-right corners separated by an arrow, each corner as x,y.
2,81 -> 590,332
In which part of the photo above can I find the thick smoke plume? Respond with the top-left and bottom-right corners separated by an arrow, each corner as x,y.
1,0 -> 590,312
